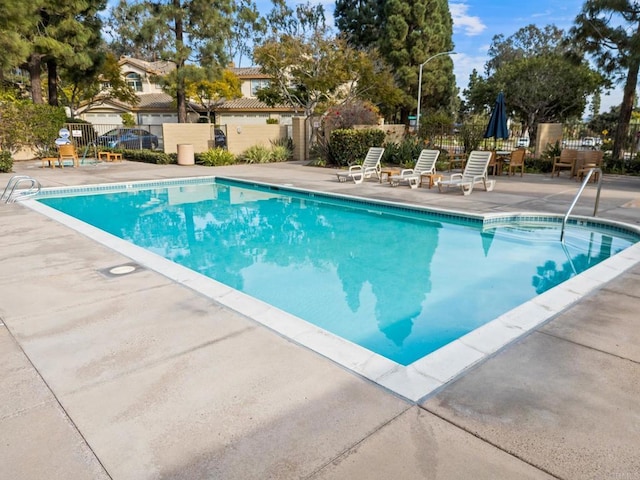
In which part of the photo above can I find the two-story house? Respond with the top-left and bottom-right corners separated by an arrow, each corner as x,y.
78,57 -> 301,127
78,57 -> 181,125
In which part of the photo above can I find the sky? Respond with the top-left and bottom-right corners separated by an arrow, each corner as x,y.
257,0 -> 622,114
447,0 -> 622,113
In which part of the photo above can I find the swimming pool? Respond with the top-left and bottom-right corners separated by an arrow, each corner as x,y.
30,176 -> 640,400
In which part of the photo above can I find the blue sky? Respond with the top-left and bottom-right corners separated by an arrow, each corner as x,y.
260,0 -> 620,113
447,0 -> 621,112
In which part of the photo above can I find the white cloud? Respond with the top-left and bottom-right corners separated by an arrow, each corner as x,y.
531,9 -> 553,18
452,52 -> 489,90
450,3 -> 486,36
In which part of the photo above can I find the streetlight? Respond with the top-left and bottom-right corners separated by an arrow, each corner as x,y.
416,51 -> 456,133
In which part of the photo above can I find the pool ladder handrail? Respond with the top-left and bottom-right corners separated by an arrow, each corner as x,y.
1,175 -> 42,203
560,167 -> 602,242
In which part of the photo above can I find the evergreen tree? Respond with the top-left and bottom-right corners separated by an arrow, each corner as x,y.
335,0 -> 455,123
0,1 -> 37,78
378,0 -> 454,121
572,0 -> 640,160
334,0 -> 383,48
0,0 -> 105,105
108,0 -> 234,123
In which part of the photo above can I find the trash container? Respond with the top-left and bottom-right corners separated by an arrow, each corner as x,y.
177,144 -> 194,165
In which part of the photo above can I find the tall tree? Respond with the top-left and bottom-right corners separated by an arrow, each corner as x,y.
572,0 -> 640,159
335,0 -> 382,48
336,0 -> 456,122
42,1 -> 106,107
485,25 -> 566,75
226,0 -> 266,67
0,1 -> 36,78
1,1 -> 105,105
254,3 -> 394,145
464,25 -> 604,139
108,0 -> 234,123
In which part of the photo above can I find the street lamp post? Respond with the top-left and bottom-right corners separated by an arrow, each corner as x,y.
416,51 -> 456,133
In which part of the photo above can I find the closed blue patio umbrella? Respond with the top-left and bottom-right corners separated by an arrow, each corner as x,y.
484,92 -> 509,144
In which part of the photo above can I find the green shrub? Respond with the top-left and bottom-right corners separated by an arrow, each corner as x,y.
541,140 -> 561,161
28,104 -> 66,157
198,148 -> 236,166
266,118 -> 279,124
121,113 -> 136,127
0,150 -> 13,173
118,148 -> 174,164
420,110 -> 454,140
459,123 -> 484,153
271,137 -> 294,154
243,145 -> 272,163
270,145 -> 290,162
525,157 -> 552,173
0,95 -> 65,156
383,137 -> 424,167
328,128 -> 385,167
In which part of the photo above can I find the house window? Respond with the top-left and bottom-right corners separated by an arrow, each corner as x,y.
251,79 -> 270,96
125,72 -> 143,92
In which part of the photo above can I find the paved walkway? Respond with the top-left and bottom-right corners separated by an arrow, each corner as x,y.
1,159 -> 639,479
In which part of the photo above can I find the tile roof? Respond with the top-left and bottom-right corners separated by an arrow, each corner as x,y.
216,97 -> 297,112
230,67 -> 270,78
119,57 -> 176,75
136,93 -> 175,108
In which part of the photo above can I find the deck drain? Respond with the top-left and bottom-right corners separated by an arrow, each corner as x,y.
99,263 -> 143,278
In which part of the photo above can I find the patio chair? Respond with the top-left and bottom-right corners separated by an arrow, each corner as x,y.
447,149 -> 466,171
552,149 -> 578,177
336,147 -> 384,184
487,150 -> 498,176
576,150 -> 604,182
389,149 -> 440,189
436,150 -> 495,196
506,148 -> 526,176
58,144 -> 79,168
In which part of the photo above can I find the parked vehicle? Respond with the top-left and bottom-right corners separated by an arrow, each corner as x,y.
97,128 -> 159,150
581,137 -> 597,148
516,137 -> 530,148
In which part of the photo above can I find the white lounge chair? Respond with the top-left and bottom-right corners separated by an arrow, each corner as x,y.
389,149 -> 440,189
336,147 -> 384,184
437,150 -> 495,196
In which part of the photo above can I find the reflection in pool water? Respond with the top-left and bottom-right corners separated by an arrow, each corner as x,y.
39,181 -> 637,365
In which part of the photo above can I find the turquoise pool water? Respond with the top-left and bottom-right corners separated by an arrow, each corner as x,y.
38,179 -> 639,365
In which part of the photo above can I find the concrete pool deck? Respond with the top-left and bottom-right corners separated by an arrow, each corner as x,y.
1,159 -> 639,479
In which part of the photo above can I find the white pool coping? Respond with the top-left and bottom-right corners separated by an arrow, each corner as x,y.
24,180 -> 640,402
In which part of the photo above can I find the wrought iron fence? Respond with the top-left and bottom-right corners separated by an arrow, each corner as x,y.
64,123 -> 162,150
420,122 -> 640,162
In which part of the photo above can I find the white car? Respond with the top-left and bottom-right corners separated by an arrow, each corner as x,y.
516,137 -> 530,148
581,137 -> 597,147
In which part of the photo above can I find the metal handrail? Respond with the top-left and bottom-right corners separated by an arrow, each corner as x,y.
1,175 -> 41,203
560,167 -> 602,242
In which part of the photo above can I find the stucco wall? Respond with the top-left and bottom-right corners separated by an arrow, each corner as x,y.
225,124 -> 288,156
536,123 -> 563,153
162,124 -> 213,154
161,123 -> 288,156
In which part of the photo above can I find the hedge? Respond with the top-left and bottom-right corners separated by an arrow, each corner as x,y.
328,128 -> 386,167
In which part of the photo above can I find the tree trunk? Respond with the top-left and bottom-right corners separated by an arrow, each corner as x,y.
174,0 -> 187,123
612,56 -> 639,160
47,59 -> 59,107
26,54 -> 44,104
